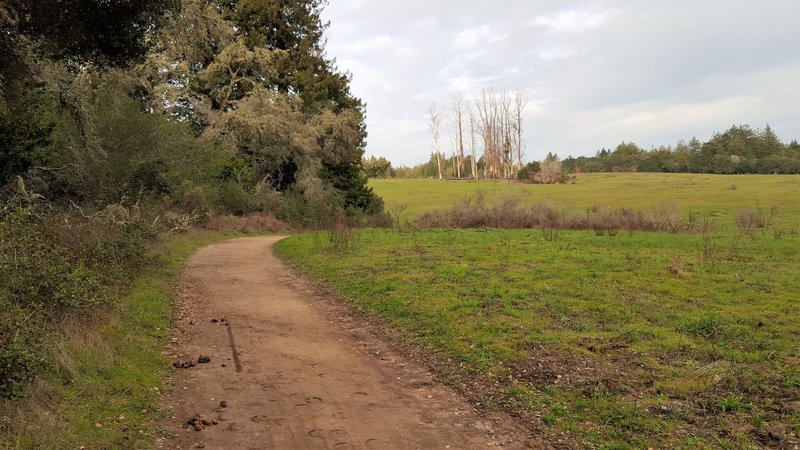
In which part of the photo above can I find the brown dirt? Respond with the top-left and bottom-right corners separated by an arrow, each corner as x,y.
158,236 -> 537,449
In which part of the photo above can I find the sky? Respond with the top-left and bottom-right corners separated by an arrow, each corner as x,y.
321,1 -> 800,166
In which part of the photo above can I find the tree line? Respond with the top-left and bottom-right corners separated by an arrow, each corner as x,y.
374,124 -> 799,179
563,125 -> 800,174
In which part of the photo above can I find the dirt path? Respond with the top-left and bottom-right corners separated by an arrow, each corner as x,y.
159,236 -> 534,449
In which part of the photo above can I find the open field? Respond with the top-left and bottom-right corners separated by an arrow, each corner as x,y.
278,174 -> 800,448
371,174 -> 800,227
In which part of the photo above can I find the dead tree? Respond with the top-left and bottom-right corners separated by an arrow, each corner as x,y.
428,103 -> 443,179
513,90 -> 528,170
432,88 -> 527,180
451,94 -> 466,179
468,104 -> 478,179
474,89 -> 497,178
500,90 -> 513,178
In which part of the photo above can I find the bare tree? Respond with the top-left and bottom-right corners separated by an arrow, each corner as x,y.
468,103 -> 478,179
513,90 -> 528,170
474,89 -> 492,178
499,90 -> 513,178
428,103 -> 443,180
447,122 -> 457,178
451,94 -> 466,179
432,88 -> 528,180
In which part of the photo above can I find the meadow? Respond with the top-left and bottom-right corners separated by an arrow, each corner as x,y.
277,173 -> 800,449
371,173 -> 800,226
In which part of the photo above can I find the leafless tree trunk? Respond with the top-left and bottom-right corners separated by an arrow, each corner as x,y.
428,103 -> 443,180
500,90 -> 513,178
513,90 -> 528,169
474,89 -> 494,179
447,123 -> 457,178
451,94 -> 466,179
468,105 -> 478,179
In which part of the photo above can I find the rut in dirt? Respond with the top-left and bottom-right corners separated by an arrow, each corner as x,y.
159,236 -> 539,450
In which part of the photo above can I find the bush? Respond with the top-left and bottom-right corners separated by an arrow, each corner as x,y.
39,206 -> 153,280
173,180 -> 213,213
217,181 -> 254,215
0,300 -> 45,400
417,194 -> 712,233
1,211 -> 103,309
0,206 -> 154,398
205,213 -> 289,233
736,209 -> 765,234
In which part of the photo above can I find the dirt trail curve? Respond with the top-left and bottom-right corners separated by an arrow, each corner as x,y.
159,236 -> 537,450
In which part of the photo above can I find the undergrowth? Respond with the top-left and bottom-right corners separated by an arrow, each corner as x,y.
0,225 -> 241,449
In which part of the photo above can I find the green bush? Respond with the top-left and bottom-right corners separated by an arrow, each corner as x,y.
173,180 -> 213,213
218,181 -> 254,215
0,207 -> 154,399
0,300 -> 45,400
1,211 -> 103,309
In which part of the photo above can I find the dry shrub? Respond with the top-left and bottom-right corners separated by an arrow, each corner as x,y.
668,254 -> 691,278
417,195 -> 711,233
204,213 -> 290,233
325,220 -> 360,253
736,209 -> 765,234
531,160 -> 564,184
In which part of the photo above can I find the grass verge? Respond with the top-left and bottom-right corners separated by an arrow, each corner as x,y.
0,231 -> 246,450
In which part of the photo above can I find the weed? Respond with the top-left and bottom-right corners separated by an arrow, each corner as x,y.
325,221 -> 360,253
541,227 -> 560,241
388,202 -> 408,232
717,396 -> 751,412
0,229 -> 243,447
681,315 -> 721,338
699,233 -> 720,263
451,263 -> 469,279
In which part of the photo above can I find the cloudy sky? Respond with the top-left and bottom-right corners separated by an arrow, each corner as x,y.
321,1 -> 800,166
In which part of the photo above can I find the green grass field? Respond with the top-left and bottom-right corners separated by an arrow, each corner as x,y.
371,174 -> 800,227
278,174 -> 800,449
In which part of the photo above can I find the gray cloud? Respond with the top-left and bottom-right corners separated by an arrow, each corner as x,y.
323,1 -> 800,165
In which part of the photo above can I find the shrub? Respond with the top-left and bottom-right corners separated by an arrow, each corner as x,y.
0,300 -> 45,400
205,213 -> 289,233
173,180 -> 213,213
0,206 -> 154,398
1,211 -> 103,309
736,209 -> 765,234
217,181 -> 254,215
417,194 -> 711,233
325,220 -> 361,253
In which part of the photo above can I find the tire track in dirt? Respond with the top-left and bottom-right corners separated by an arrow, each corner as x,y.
159,236 -> 535,449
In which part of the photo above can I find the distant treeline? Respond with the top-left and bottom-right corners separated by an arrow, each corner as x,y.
371,124 -> 800,179
564,125 -> 800,174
